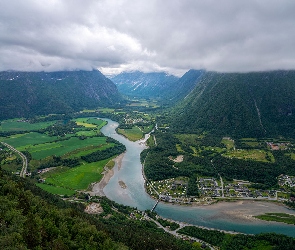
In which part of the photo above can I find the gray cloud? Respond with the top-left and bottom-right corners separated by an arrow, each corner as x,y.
1,0 -> 295,75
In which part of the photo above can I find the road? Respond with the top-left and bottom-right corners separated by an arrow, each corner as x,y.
1,142 -> 28,177
145,214 -> 215,250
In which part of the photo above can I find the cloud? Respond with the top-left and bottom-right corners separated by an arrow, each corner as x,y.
1,0 -> 295,75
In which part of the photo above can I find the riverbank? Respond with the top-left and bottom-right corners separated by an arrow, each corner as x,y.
89,153 -> 125,196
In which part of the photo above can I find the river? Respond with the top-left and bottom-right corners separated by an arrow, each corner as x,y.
101,118 -> 295,237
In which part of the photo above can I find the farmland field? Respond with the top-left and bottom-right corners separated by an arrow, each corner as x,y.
36,183 -> 76,196
22,136 -> 108,160
2,132 -> 57,148
117,126 -> 143,141
44,159 -> 110,191
0,119 -> 55,132
64,143 -> 115,158
74,118 -> 107,129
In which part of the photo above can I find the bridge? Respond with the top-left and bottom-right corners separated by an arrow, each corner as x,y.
151,199 -> 160,212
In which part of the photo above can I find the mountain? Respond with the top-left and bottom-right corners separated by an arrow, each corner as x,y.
109,71 -> 179,98
171,70 -> 295,138
167,69 -> 204,102
0,70 -> 122,120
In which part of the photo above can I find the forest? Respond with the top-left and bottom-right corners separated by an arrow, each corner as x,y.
0,169 -> 198,250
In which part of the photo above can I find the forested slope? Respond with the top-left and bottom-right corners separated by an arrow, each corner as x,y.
167,69 -> 204,102
171,70 -> 295,138
0,70 -> 122,120
0,169 -> 193,250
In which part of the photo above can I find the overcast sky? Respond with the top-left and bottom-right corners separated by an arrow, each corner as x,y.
1,0 -> 295,76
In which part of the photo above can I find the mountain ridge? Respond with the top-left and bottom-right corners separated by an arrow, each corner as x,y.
171,70 -> 295,138
0,70 -> 122,120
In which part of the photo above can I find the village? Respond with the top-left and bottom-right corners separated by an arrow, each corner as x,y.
146,174 -> 295,205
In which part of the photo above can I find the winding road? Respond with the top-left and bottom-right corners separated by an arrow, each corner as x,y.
1,142 -> 28,177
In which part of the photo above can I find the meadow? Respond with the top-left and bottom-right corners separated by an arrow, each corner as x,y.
44,159 -> 110,191
2,132 -> 57,148
36,183 -> 76,196
222,149 -> 274,162
21,136 -> 109,160
0,119 -> 55,131
117,126 -> 143,141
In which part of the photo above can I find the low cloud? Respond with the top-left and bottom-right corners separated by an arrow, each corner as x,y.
1,0 -> 295,75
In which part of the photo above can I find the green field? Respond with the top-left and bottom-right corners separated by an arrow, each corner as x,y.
0,119 -> 55,132
36,183 -> 76,196
75,130 -> 98,137
20,136 -> 108,160
64,143 -> 115,158
117,126 -> 143,141
74,118 -> 107,129
44,159 -> 110,191
2,132 -> 57,148
222,149 -> 274,162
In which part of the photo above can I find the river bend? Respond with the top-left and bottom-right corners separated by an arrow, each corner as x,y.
101,118 -> 295,237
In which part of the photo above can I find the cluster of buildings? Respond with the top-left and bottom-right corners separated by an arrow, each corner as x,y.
147,176 -> 285,205
266,142 -> 290,150
278,174 -> 295,188
124,116 -> 147,124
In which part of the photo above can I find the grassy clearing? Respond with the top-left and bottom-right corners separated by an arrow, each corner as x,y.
117,127 -> 143,141
254,213 -> 295,225
287,153 -> 295,160
176,144 -> 184,152
140,124 -> 154,134
3,132 -> 57,148
0,119 -> 55,132
36,183 -> 76,196
190,146 -> 198,156
221,137 -> 235,150
175,134 -> 200,147
45,159 -> 110,190
222,149 -> 274,162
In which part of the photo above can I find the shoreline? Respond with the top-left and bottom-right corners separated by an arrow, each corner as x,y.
89,152 -> 125,196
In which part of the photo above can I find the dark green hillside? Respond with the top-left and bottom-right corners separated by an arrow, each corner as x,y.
0,70 -> 122,120
172,71 -> 295,138
0,169 -> 193,250
167,69 -> 204,102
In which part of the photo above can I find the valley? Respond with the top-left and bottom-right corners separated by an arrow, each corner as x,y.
1,69 -> 295,249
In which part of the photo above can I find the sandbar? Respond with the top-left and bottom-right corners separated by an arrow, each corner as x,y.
89,153 -> 125,196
